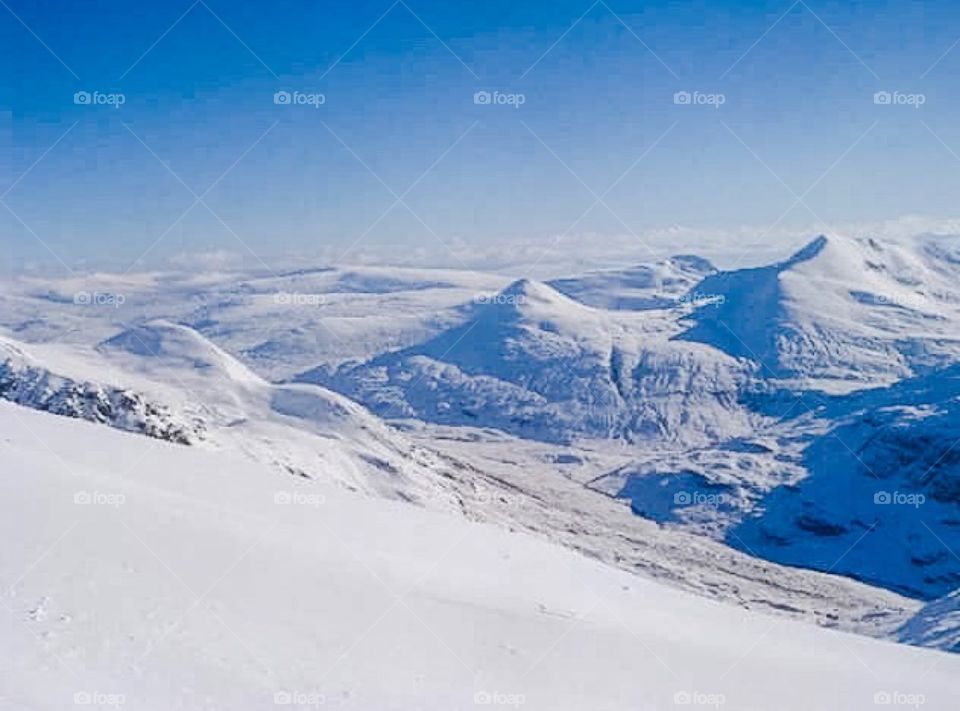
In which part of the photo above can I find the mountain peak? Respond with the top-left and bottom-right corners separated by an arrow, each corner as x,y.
784,235 -> 830,267
100,321 -> 263,386
486,278 -> 581,310
667,254 -> 716,275
501,278 -> 547,298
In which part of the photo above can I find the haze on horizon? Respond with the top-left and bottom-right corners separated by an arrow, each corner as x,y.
3,0 -> 960,274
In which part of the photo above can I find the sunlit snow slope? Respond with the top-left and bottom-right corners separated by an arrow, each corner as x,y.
1,402 -> 957,710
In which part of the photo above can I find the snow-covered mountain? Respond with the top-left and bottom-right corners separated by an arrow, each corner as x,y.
547,254 -> 716,310
0,333 -> 202,445
899,589 -> 960,652
3,314 -> 928,640
679,234 -> 960,388
0,322 -> 464,507
3,401 -> 958,710
297,234 -> 960,448
300,277 -> 762,446
730,364 -> 960,599
4,230 -> 960,657
278,235 -> 960,605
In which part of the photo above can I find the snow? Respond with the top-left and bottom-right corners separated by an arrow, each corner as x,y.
680,234 -> 960,387
1,322 -> 463,507
0,317 -> 919,639
547,255 -> 716,311
4,229 -> 960,658
730,366 -> 960,599
2,402 -> 958,710
899,589 -> 960,652
301,276 -> 761,446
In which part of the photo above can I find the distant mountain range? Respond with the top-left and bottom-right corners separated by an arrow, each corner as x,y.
3,232 -> 960,650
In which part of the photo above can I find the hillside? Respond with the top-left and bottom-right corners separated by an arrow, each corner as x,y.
2,402 -> 957,710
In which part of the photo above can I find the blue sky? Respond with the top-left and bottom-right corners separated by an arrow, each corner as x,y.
2,0 -> 960,272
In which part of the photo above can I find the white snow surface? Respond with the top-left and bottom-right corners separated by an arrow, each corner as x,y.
0,321 -> 463,507
899,589 -> 960,653
4,230 -> 960,651
1,402 -> 957,710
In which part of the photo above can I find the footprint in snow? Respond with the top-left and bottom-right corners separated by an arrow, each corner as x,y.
536,603 -> 579,619
27,597 -> 50,622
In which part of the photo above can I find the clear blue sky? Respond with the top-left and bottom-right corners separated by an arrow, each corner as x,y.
2,0 -> 960,271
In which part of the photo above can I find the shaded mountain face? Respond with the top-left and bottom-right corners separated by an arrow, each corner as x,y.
289,235 -> 960,601
7,401 -> 959,710
899,589 -> 960,652
0,323 -> 464,508
678,234 -> 960,387
0,335 -> 202,445
300,235 -> 960,447
729,366 -> 960,599
547,255 -> 716,310
4,233 -> 960,621
298,276 -> 761,446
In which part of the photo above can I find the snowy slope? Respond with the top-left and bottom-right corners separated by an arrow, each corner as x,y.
0,322 -> 921,639
729,365 -> 960,599
0,265 -> 509,382
0,333 -> 202,445
302,278 -> 762,446
679,234 -> 960,388
4,231 -> 960,648
2,402 -> 958,710
0,323 -> 462,507
899,589 -> 960,653
548,254 -> 716,310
